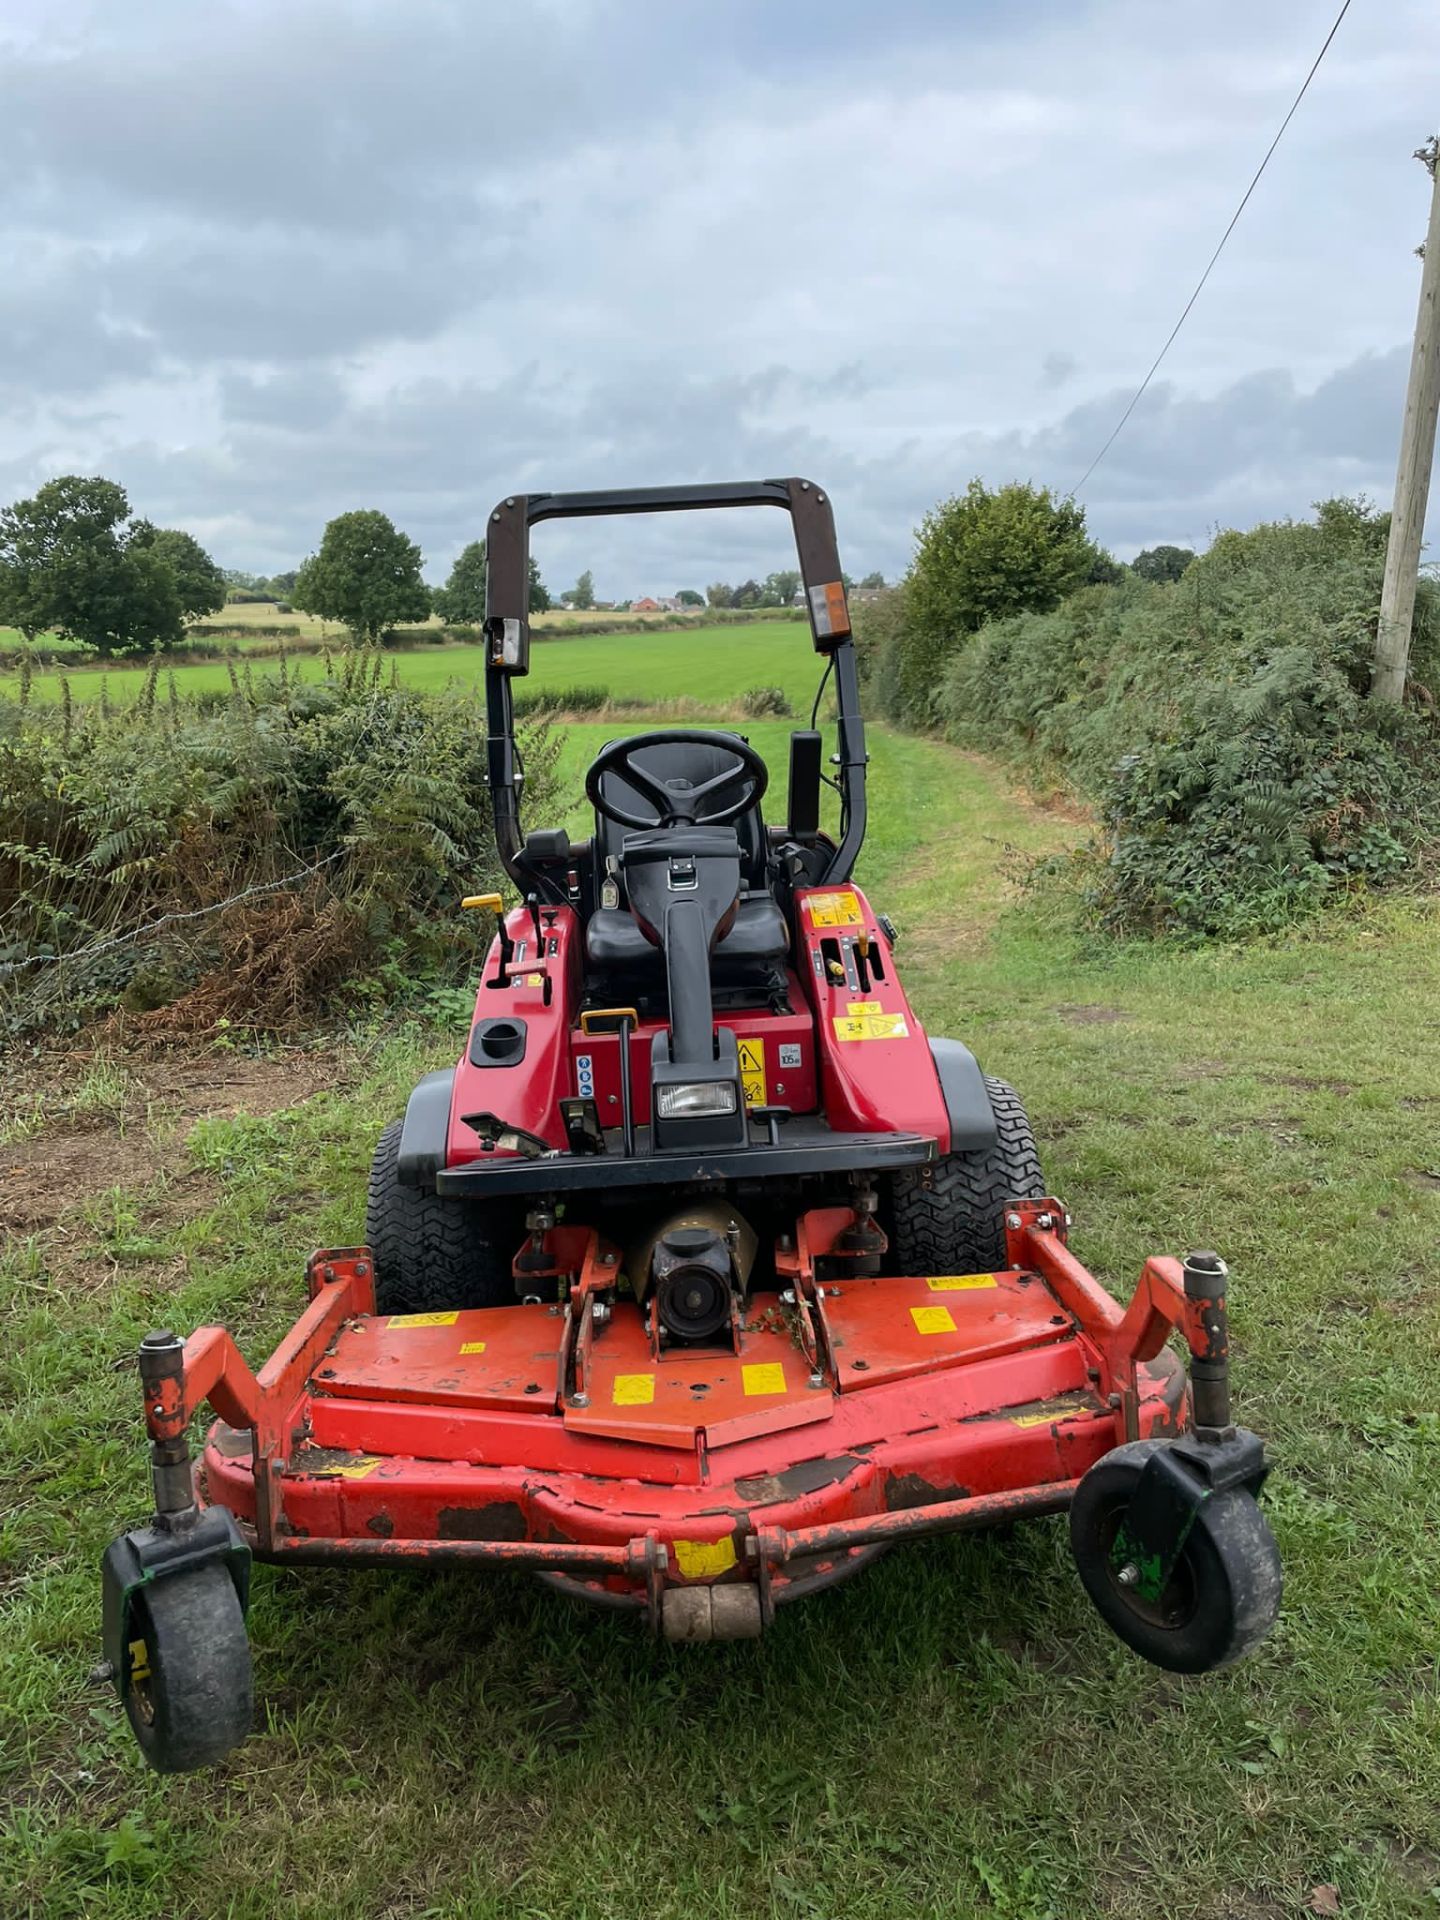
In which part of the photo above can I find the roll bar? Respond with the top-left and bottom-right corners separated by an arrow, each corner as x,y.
483,478 -> 866,895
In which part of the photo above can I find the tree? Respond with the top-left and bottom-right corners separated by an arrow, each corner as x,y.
705,582 -> 732,609
732,579 -> 762,608
528,557 -> 551,614
127,523 -> 226,619
293,509 -> 430,642
1085,547 -> 1128,587
570,568 -> 595,611
858,571 -> 886,589
675,588 -> 704,607
1131,544 -> 1196,585
761,568 -> 801,607
0,474 -> 185,655
433,539 -> 487,624
895,479 -> 1099,727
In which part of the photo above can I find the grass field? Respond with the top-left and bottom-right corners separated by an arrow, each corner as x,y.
3,721 -> 1440,1918
6,622 -> 827,718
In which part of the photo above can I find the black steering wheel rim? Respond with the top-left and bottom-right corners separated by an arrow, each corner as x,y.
584,728 -> 769,831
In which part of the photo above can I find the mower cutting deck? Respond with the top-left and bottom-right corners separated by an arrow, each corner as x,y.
103,480 -> 1280,1772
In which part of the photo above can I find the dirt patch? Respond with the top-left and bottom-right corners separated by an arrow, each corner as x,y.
0,1049 -> 340,1231
1402,1167 -> 1440,1193
1263,1071 -> 1356,1095
1053,1003 -> 1130,1026
1,1129 -> 157,1231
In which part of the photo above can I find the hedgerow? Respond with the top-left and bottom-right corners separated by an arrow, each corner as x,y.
0,670 -> 557,1033
902,498 -> 1440,937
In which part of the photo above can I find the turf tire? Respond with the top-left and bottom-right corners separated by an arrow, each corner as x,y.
366,1118 -> 521,1315
887,1074 -> 1044,1276
1069,1440 -> 1283,1672
124,1563 -> 252,1773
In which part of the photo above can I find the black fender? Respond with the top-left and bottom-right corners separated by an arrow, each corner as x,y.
397,1067 -> 455,1188
929,1039 -> 998,1153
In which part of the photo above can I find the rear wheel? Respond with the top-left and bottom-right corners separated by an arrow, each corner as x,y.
887,1075 -> 1043,1275
366,1118 -> 523,1315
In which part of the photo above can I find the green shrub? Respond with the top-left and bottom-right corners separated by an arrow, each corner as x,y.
511,684 -> 610,716
938,499 -> 1440,937
740,685 -> 792,717
0,675 -> 557,1032
879,481 -> 1101,730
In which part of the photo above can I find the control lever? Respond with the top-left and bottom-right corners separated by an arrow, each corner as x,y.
748,1104 -> 793,1148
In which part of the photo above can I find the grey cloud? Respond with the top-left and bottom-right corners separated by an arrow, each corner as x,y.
85,345 -> 1409,591
1,0 -> 1436,592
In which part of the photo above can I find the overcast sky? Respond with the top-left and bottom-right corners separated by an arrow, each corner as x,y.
3,0 -> 1437,597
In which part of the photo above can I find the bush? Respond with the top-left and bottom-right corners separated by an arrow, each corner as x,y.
878,481 -> 1101,730
512,684 -> 610,717
740,685 -> 792,717
937,500 -> 1440,938
0,675 -> 558,1032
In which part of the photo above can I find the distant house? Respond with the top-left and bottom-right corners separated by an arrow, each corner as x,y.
632,597 -> 661,613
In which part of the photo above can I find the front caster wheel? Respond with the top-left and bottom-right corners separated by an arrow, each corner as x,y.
123,1562 -> 253,1772
1069,1440 -> 1281,1673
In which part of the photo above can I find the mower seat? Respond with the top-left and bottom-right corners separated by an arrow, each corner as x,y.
586,733 -> 788,984
587,890 -> 788,975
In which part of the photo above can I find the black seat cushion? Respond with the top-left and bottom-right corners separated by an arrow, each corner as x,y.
587,891 -> 788,976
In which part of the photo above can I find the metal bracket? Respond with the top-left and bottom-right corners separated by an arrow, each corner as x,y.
1111,1429 -> 1268,1603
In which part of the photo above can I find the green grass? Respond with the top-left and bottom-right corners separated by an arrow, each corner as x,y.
6,622 -> 824,717
3,726 -> 1440,1917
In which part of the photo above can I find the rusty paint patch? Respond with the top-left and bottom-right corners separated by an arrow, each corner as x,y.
733,1453 -> 866,1505
884,1472 -> 966,1512
366,1511 -> 395,1537
437,1502 -> 527,1542
210,1422 -> 253,1460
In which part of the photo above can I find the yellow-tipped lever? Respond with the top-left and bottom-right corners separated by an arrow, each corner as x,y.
462,892 -> 504,913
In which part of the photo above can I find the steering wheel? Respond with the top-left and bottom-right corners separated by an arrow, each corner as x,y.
585,729 -> 769,831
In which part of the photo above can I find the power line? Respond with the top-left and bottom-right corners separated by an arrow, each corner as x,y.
1070,0 -> 1355,499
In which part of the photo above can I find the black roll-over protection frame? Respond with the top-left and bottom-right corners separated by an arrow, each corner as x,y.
481,480 -> 868,900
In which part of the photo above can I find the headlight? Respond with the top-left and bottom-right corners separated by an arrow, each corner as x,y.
655,1081 -> 738,1119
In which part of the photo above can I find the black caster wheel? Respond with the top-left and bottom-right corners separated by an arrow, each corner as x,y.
1069,1440 -> 1282,1673
123,1562 -> 253,1772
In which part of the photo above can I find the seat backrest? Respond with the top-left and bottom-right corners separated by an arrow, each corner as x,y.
593,734 -> 767,890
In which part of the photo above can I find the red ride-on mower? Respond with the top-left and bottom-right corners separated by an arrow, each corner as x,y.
103,481 -> 1281,1771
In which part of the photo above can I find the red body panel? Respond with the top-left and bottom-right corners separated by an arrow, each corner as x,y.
570,988 -> 818,1124
446,904 -> 582,1162
444,883 -> 953,1171
794,884 -> 952,1149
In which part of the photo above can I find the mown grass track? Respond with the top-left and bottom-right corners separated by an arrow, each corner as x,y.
2,726 -> 1439,1919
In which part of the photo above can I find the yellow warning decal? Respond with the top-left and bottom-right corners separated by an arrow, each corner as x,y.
128,1637 -> 151,1684
808,889 -> 863,928
460,1340 -> 488,1355
613,1373 -> 656,1405
742,1362 -> 787,1396
926,1275 -> 997,1291
387,1311 -> 459,1329
910,1304 -> 957,1336
847,999 -> 883,1014
1010,1399 -> 1090,1429
523,972 -> 544,987
738,1036 -> 766,1109
674,1537 -> 738,1578
310,1455 -> 382,1479
832,1011 -> 909,1043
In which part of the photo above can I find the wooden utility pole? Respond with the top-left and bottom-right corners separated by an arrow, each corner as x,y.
1373,137 -> 1440,703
